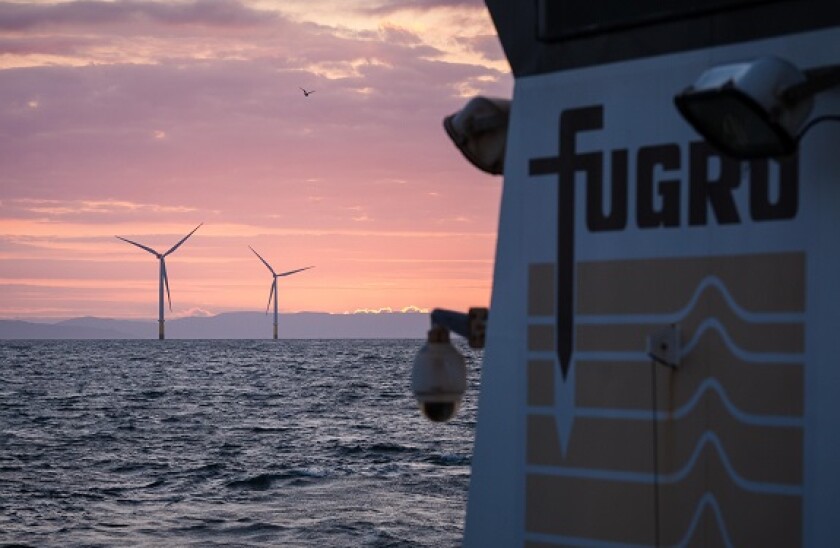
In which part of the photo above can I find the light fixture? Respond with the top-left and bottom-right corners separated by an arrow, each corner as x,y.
411,325 -> 468,422
674,56 -> 840,159
410,307 -> 488,422
443,96 -> 511,175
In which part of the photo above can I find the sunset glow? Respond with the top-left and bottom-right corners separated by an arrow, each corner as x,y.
0,0 -> 511,320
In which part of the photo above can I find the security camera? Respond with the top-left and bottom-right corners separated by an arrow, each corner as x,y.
411,326 -> 467,422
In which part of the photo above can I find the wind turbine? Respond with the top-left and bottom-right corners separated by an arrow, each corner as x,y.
116,224 -> 203,340
249,246 -> 313,339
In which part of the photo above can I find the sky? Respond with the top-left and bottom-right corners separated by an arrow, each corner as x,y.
0,0 -> 512,320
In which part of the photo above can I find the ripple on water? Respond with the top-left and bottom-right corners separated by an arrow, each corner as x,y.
0,339 -> 479,547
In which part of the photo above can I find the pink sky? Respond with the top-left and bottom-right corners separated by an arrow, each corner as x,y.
0,0 -> 511,319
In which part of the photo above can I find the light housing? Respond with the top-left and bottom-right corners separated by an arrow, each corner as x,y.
674,56 -> 813,159
411,326 -> 467,422
443,96 -> 510,175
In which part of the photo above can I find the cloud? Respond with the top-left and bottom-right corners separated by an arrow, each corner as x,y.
0,0 -> 275,31
0,52 -> 508,211
0,1 -> 300,68
350,307 -> 393,314
5,198 -> 200,222
346,305 -> 428,314
456,33 -> 506,63
0,0 -> 508,319
379,23 -> 423,46
0,218 -> 497,242
172,306 -> 215,318
361,0 -> 486,15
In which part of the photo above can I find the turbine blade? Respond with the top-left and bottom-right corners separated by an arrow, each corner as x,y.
265,279 -> 276,315
162,259 -> 172,311
116,236 -> 160,257
249,246 -> 276,276
277,266 -> 315,277
164,223 -> 203,257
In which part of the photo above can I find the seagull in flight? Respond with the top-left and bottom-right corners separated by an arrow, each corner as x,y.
300,87 -> 315,97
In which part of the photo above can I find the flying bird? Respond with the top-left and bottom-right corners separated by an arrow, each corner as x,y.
300,87 -> 315,97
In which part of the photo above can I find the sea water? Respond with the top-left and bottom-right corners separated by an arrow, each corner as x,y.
0,339 -> 480,547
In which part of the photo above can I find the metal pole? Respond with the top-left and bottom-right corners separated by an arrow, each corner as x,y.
273,279 -> 279,340
158,259 -> 165,340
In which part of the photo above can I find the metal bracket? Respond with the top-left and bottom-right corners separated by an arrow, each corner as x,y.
468,307 -> 488,349
647,324 -> 681,369
430,307 -> 489,349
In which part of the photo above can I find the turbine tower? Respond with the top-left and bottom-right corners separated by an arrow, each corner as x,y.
249,246 -> 313,340
116,224 -> 203,340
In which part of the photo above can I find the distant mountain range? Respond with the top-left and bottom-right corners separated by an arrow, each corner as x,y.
0,312 -> 432,340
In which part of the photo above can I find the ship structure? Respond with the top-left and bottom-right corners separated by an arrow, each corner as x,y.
462,1 -> 840,546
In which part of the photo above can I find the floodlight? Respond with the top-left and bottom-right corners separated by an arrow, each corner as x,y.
443,96 -> 511,175
675,56 -> 840,159
674,57 -> 811,158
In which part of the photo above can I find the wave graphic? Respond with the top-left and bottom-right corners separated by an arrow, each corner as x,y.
572,328 -> 803,417
575,284 -> 802,357
526,253 -> 805,546
680,318 -> 801,363
577,275 -> 804,325
570,377 -> 802,427
527,430 -> 801,496
672,493 -> 735,548
523,493 -> 735,548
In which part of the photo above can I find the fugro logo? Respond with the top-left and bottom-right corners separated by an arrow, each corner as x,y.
528,104 -> 799,377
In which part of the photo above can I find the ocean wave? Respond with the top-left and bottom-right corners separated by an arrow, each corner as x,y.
0,339 -> 476,547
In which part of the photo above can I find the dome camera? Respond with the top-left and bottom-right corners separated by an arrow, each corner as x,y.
411,326 -> 467,422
